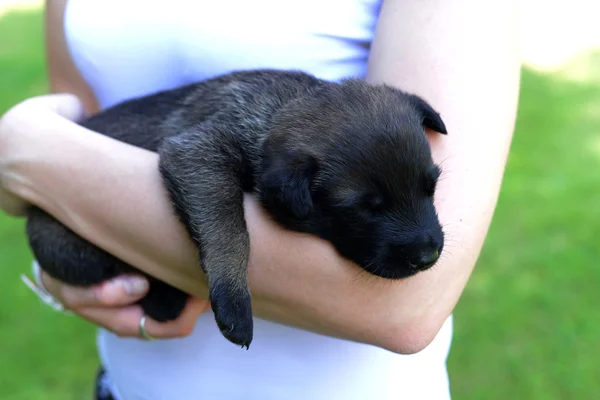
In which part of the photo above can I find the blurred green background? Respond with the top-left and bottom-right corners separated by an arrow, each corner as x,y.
0,2 -> 598,399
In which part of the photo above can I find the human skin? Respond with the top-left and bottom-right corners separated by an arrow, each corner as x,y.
0,0 -> 520,353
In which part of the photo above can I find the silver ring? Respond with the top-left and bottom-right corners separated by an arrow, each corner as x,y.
138,315 -> 155,341
21,261 -> 71,314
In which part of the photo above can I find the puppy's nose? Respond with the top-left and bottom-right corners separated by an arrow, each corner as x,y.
409,248 -> 439,269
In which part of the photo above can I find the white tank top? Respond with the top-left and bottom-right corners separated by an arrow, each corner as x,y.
64,1 -> 454,399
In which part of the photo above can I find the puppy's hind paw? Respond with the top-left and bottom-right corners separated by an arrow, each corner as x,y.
138,279 -> 189,323
209,283 -> 254,349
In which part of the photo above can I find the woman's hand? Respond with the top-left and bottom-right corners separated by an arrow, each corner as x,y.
38,271 -> 210,338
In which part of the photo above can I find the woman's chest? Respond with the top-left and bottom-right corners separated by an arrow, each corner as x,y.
64,0 -> 382,108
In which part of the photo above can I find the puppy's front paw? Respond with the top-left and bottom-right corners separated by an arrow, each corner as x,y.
210,283 -> 253,349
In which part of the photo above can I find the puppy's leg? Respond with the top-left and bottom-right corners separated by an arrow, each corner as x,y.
26,207 -> 188,322
158,125 -> 253,349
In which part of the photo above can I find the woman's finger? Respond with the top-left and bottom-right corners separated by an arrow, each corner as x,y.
76,297 -> 211,339
40,270 -> 211,338
40,270 -> 150,309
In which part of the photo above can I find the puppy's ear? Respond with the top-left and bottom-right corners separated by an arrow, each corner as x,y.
409,94 -> 448,135
259,151 -> 318,220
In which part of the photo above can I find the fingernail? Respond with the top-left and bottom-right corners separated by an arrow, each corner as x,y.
122,277 -> 149,296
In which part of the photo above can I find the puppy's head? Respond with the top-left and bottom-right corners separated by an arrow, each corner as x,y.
259,79 -> 447,279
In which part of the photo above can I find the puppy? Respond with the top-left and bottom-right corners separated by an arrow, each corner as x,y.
25,69 -> 447,349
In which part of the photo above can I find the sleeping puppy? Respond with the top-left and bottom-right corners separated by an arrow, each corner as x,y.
25,69 -> 447,349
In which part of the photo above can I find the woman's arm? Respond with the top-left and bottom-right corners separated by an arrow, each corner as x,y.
45,0 -> 99,114
5,0 -> 520,353
365,0 -> 522,346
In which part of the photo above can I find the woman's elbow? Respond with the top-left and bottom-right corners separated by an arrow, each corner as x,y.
375,312 -> 449,355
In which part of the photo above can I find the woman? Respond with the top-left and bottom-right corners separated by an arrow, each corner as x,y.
0,0 -> 520,398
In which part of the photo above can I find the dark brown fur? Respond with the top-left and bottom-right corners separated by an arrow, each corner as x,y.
25,69 -> 447,349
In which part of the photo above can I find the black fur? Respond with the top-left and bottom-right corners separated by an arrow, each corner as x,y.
25,69 -> 447,349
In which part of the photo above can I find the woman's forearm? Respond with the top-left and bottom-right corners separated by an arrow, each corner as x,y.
10,106 -> 207,293
10,104 -> 402,348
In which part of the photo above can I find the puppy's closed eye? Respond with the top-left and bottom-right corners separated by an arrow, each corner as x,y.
424,165 -> 442,197
362,191 -> 387,212
334,189 -> 387,215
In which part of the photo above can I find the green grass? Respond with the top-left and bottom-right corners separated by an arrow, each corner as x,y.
1,6 -> 599,400
448,57 -> 600,399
